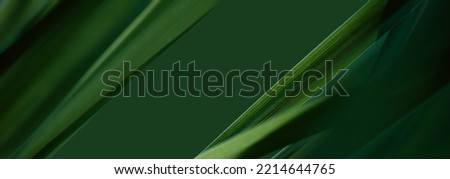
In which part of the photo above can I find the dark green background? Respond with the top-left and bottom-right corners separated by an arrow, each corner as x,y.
53,0 -> 365,158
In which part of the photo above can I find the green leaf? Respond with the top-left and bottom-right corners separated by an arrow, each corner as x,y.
203,0 -> 417,151
198,0 -> 450,158
0,0 -> 218,158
